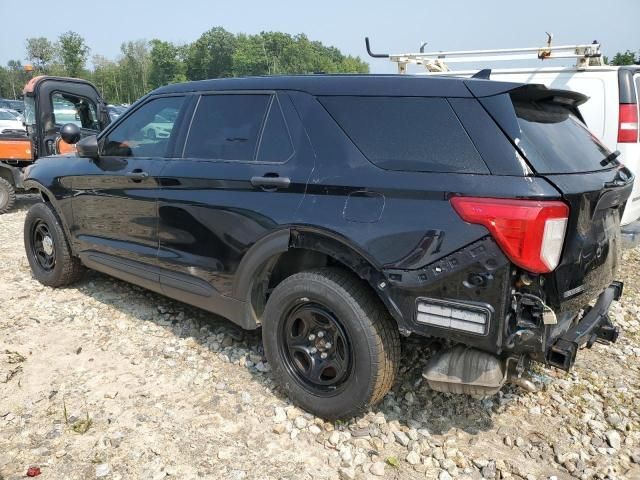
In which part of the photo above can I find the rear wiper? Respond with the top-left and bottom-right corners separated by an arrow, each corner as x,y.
600,150 -> 621,167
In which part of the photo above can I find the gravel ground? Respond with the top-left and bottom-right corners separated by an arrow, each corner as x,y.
1,196 -> 639,480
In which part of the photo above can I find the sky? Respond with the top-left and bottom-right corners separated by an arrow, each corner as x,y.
0,0 -> 638,74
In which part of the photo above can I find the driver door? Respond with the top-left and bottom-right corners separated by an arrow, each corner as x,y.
70,95 -> 188,282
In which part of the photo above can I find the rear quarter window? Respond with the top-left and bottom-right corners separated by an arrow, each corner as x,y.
319,96 -> 489,174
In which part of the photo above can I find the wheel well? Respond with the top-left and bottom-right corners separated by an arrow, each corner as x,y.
39,189 -> 51,203
248,246 -> 401,329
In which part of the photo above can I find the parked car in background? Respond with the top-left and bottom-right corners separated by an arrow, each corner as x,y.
0,108 -> 26,133
0,98 -> 24,113
3,108 -> 24,123
23,75 -> 630,419
108,104 -> 127,121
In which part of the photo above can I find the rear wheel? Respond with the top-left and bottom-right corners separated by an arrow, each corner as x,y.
262,268 -> 400,419
0,177 -> 16,214
24,202 -> 84,287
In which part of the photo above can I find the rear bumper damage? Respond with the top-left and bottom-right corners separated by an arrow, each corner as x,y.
422,281 -> 623,398
547,281 -> 623,370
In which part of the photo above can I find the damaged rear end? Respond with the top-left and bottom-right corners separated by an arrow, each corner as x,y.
422,82 -> 633,396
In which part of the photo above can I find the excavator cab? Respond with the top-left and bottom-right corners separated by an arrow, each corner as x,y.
0,76 -> 110,213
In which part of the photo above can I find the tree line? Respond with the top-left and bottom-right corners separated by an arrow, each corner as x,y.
0,27 -> 369,104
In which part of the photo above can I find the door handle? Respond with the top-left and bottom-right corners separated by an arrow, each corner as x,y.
126,170 -> 149,181
250,175 -> 291,189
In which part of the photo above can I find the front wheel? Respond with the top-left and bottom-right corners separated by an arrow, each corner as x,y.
24,202 -> 84,287
262,268 -> 400,419
0,177 -> 16,214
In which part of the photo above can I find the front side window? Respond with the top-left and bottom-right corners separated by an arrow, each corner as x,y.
184,94 -> 271,161
51,92 -> 99,130
102,96 -> 185,158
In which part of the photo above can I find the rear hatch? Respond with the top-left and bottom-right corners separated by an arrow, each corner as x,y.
477,83 -> 633,313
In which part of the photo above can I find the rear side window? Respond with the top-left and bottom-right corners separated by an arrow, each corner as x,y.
514,100 -> 613,174
319,96 -> 488,173
184,94 -> 270,161
256,97 -> 294,163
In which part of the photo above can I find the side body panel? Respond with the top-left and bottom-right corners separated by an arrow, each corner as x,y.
288,91 -> 561,351
155,92 -> 314,302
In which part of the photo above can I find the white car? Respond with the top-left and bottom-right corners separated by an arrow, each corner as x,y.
0,108 -> 25,133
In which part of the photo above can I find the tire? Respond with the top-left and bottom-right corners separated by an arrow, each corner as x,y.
24,202 -> 84,287
0,177 -> 16,214
262,267 -> 400,419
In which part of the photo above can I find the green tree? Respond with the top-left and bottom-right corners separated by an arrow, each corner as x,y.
57,31 -> 90,76
149,40 -> 185,88
25,37 -> 56,73
3,60 -> 29,99
91,55 -> 123,103
186,27 -> 237,80
12,28 -> 368,103
119,40 -> 151,102
609,50 -> 639,65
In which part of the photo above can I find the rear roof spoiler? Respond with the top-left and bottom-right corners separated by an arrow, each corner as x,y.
465,80 -> 588,107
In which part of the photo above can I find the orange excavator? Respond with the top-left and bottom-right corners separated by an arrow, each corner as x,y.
0,76 -> 110,213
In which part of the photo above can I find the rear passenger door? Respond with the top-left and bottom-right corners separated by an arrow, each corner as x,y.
156,91 -> 313,300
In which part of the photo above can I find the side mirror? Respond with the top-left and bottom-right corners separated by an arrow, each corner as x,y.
60,123 -> 81,144
76,135 -> 99,159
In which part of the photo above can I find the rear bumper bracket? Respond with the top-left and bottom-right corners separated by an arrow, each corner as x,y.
547,281 -> 622,371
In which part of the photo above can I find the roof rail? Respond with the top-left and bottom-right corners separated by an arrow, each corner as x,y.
364,34 -> 603,74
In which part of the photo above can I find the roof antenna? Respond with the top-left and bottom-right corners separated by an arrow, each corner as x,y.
419,42 -> 428,53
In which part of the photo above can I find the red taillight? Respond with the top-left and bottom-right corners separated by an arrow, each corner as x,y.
618,104 -> 639,143
451,197 -> 569,273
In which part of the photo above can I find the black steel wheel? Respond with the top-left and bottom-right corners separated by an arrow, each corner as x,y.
24,202 -> 84,287
282,303 -> 352,393
30,220 -> 56,271
262,267 -> 400,419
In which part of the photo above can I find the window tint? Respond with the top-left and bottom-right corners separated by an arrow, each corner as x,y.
320,96 -> 487,173
52,92 -> 99,130
102,96 -> 185,157
184,94 -> 270,161
256,97 -> 294,162
513,100 -> 613,174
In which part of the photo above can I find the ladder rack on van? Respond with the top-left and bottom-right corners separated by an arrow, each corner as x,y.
365,34 -> 603,73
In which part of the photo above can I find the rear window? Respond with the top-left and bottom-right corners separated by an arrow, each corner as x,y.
319,96 -> 488,173
185,94 -> 270,161
513,100 -> 614,174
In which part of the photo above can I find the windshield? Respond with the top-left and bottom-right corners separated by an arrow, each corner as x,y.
24,97 -> 36,126
513,100 -> 615,174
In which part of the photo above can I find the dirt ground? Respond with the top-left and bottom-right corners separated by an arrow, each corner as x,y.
1,196 -> 639,480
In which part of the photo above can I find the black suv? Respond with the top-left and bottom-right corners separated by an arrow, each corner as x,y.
23,75 -> 632,418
